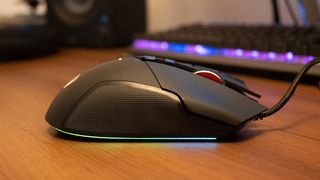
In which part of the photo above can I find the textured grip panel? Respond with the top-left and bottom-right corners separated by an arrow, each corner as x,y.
64,81 -> 231,137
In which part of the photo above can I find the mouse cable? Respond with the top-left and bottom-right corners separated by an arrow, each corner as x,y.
256,57 -> 320,120
271,0 -> 281,25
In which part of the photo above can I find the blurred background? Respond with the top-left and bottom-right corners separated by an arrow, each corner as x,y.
1,0 -> 320,32
0,0 -> 319,82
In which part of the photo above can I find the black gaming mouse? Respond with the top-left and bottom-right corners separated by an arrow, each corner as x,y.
46,56 -> 268,140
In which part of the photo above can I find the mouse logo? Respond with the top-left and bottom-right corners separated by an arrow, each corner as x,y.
64,74 -> 80,88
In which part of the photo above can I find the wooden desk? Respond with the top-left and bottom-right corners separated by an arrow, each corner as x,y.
0,48 -> 319,179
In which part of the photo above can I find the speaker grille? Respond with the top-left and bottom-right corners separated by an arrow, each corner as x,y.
48,0 -> 98,25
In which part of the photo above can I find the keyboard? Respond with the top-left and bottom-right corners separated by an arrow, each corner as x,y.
130,24 -> 320,79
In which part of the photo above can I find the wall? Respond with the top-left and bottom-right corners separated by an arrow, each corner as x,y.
147,0 -> 273,32
0,1 -> 45,17
0,0 -> 316,32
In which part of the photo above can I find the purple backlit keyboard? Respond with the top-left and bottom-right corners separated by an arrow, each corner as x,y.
130,24 -> 320,78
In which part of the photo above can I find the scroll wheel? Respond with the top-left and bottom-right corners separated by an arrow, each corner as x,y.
194,70 -> 224,84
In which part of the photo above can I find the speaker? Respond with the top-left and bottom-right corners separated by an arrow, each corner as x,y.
46,0 -> 146,47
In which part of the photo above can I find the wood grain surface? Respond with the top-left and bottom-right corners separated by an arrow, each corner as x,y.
0,48 -> 319,180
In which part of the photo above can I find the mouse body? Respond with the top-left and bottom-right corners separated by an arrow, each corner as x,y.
46,56 -> 267,140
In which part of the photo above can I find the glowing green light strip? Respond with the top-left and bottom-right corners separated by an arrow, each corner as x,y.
53,127 -> 217,141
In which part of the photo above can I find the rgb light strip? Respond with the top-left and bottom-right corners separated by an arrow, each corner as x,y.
53,127 -> 217,141
133,39 -> 315,65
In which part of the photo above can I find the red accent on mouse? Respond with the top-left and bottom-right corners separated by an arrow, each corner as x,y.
194,70 -> 224,84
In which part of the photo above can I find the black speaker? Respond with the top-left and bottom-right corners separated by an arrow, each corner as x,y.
46,0 -> 146,47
